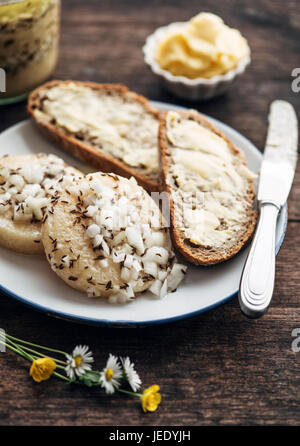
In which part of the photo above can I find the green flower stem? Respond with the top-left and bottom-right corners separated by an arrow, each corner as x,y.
117,388 -> 142,398
0,339 -> 25,357
0,339 -> 33,362
0,333 -> 67,369
6,339 -> 35,362
0,335 -> 30,358
8,343 -> 66,365
73,379 -> 100,387
1,338 -> 68,382
0,332 -> 39,361
0,332 -> 28,357
53,371 -> 70,382
0,333 -> 65,365
1,333 -> 68,357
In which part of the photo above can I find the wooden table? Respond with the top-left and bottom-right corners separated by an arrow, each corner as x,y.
0,0 -> 299,426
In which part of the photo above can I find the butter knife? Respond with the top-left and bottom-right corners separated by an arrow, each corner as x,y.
239,100 -> 298,318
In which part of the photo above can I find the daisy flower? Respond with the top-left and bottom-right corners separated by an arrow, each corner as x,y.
65,345 -> 94,380
99,354 -> 122,394
121,357 -> 141,392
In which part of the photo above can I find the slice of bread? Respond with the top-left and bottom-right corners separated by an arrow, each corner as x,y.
159,109 -> 258,265
28,80 -> 161,192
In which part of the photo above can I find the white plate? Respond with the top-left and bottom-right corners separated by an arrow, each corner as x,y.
0,101 -> 287,326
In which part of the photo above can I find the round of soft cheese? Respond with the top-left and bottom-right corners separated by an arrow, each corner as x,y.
0,154 -> 83,254
42,172 -> 187,303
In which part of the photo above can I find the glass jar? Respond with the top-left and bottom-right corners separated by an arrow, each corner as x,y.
0,0 -> 60,105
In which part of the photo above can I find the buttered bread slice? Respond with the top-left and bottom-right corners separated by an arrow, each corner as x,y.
0,154 -> 82,254
159,110 -> 258,265
28,81 -> 161,192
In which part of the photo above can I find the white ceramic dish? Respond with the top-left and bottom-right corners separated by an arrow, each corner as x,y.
143,22 -> 251,101
0,101 -> 287,326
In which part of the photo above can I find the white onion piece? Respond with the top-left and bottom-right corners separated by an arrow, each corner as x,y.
23,184 -> 42,197
0,167 -> 9,179
99,258 -> 108,268
124,254 -> 133,268
132,260 -> 142,272
21,165 -> 43,184
0,192 -> 11,202
167,264 -> 187,291
144,261 -> 158,278
149,279 -> 163,297
121,266 -> 131,281
86,224 -> 100,238
25,196 -> 48,220
144,247 -> 169,265
142,223 -> 151,239
112,250 -> 126,263
101,239 -> 110,257
126,284 -> 135,299
86,205 -> 98,217
130,269 -> 139,281
89,178 -> 103,194
93,233 -> 103,248
160,278 -> 168,298
125,226 -> 145,255
9,174 -> 25,191
118,196 -> 128,207
158,270 -> 168,281
145,231 -> 165,248
111,231 -> 126,247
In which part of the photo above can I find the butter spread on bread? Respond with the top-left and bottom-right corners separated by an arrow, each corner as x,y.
159,110 -> 258,265
28,81 -> 161,192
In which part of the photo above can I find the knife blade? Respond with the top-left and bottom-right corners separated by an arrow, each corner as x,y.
258,100 -> 298,206
239,100 -> 298,318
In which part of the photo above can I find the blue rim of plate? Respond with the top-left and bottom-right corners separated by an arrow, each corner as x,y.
0,103 -> 288,327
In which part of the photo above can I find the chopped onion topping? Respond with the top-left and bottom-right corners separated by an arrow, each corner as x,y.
80,173 -> 187,303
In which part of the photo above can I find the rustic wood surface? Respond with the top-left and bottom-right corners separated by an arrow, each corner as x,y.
0,0 -> 299,426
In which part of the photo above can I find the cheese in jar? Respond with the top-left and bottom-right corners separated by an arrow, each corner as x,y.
0,0 -> 60,104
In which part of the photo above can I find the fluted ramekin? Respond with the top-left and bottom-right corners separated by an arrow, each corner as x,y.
143,22 -> 251,101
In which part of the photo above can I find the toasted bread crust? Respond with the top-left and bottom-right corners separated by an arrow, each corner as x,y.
159,109 -> 258,265
27,80 -> 161,193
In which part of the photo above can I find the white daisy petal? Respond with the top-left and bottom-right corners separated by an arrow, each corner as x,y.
99,354 -> 122,394
65,345 -> 94,379
121,357 -> 142,392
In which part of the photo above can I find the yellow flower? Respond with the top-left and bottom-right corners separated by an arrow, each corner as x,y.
141,385 -> 161,413
30,357 -> 56,382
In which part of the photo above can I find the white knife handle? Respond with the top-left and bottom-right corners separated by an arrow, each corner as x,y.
238,201 -> 280,318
